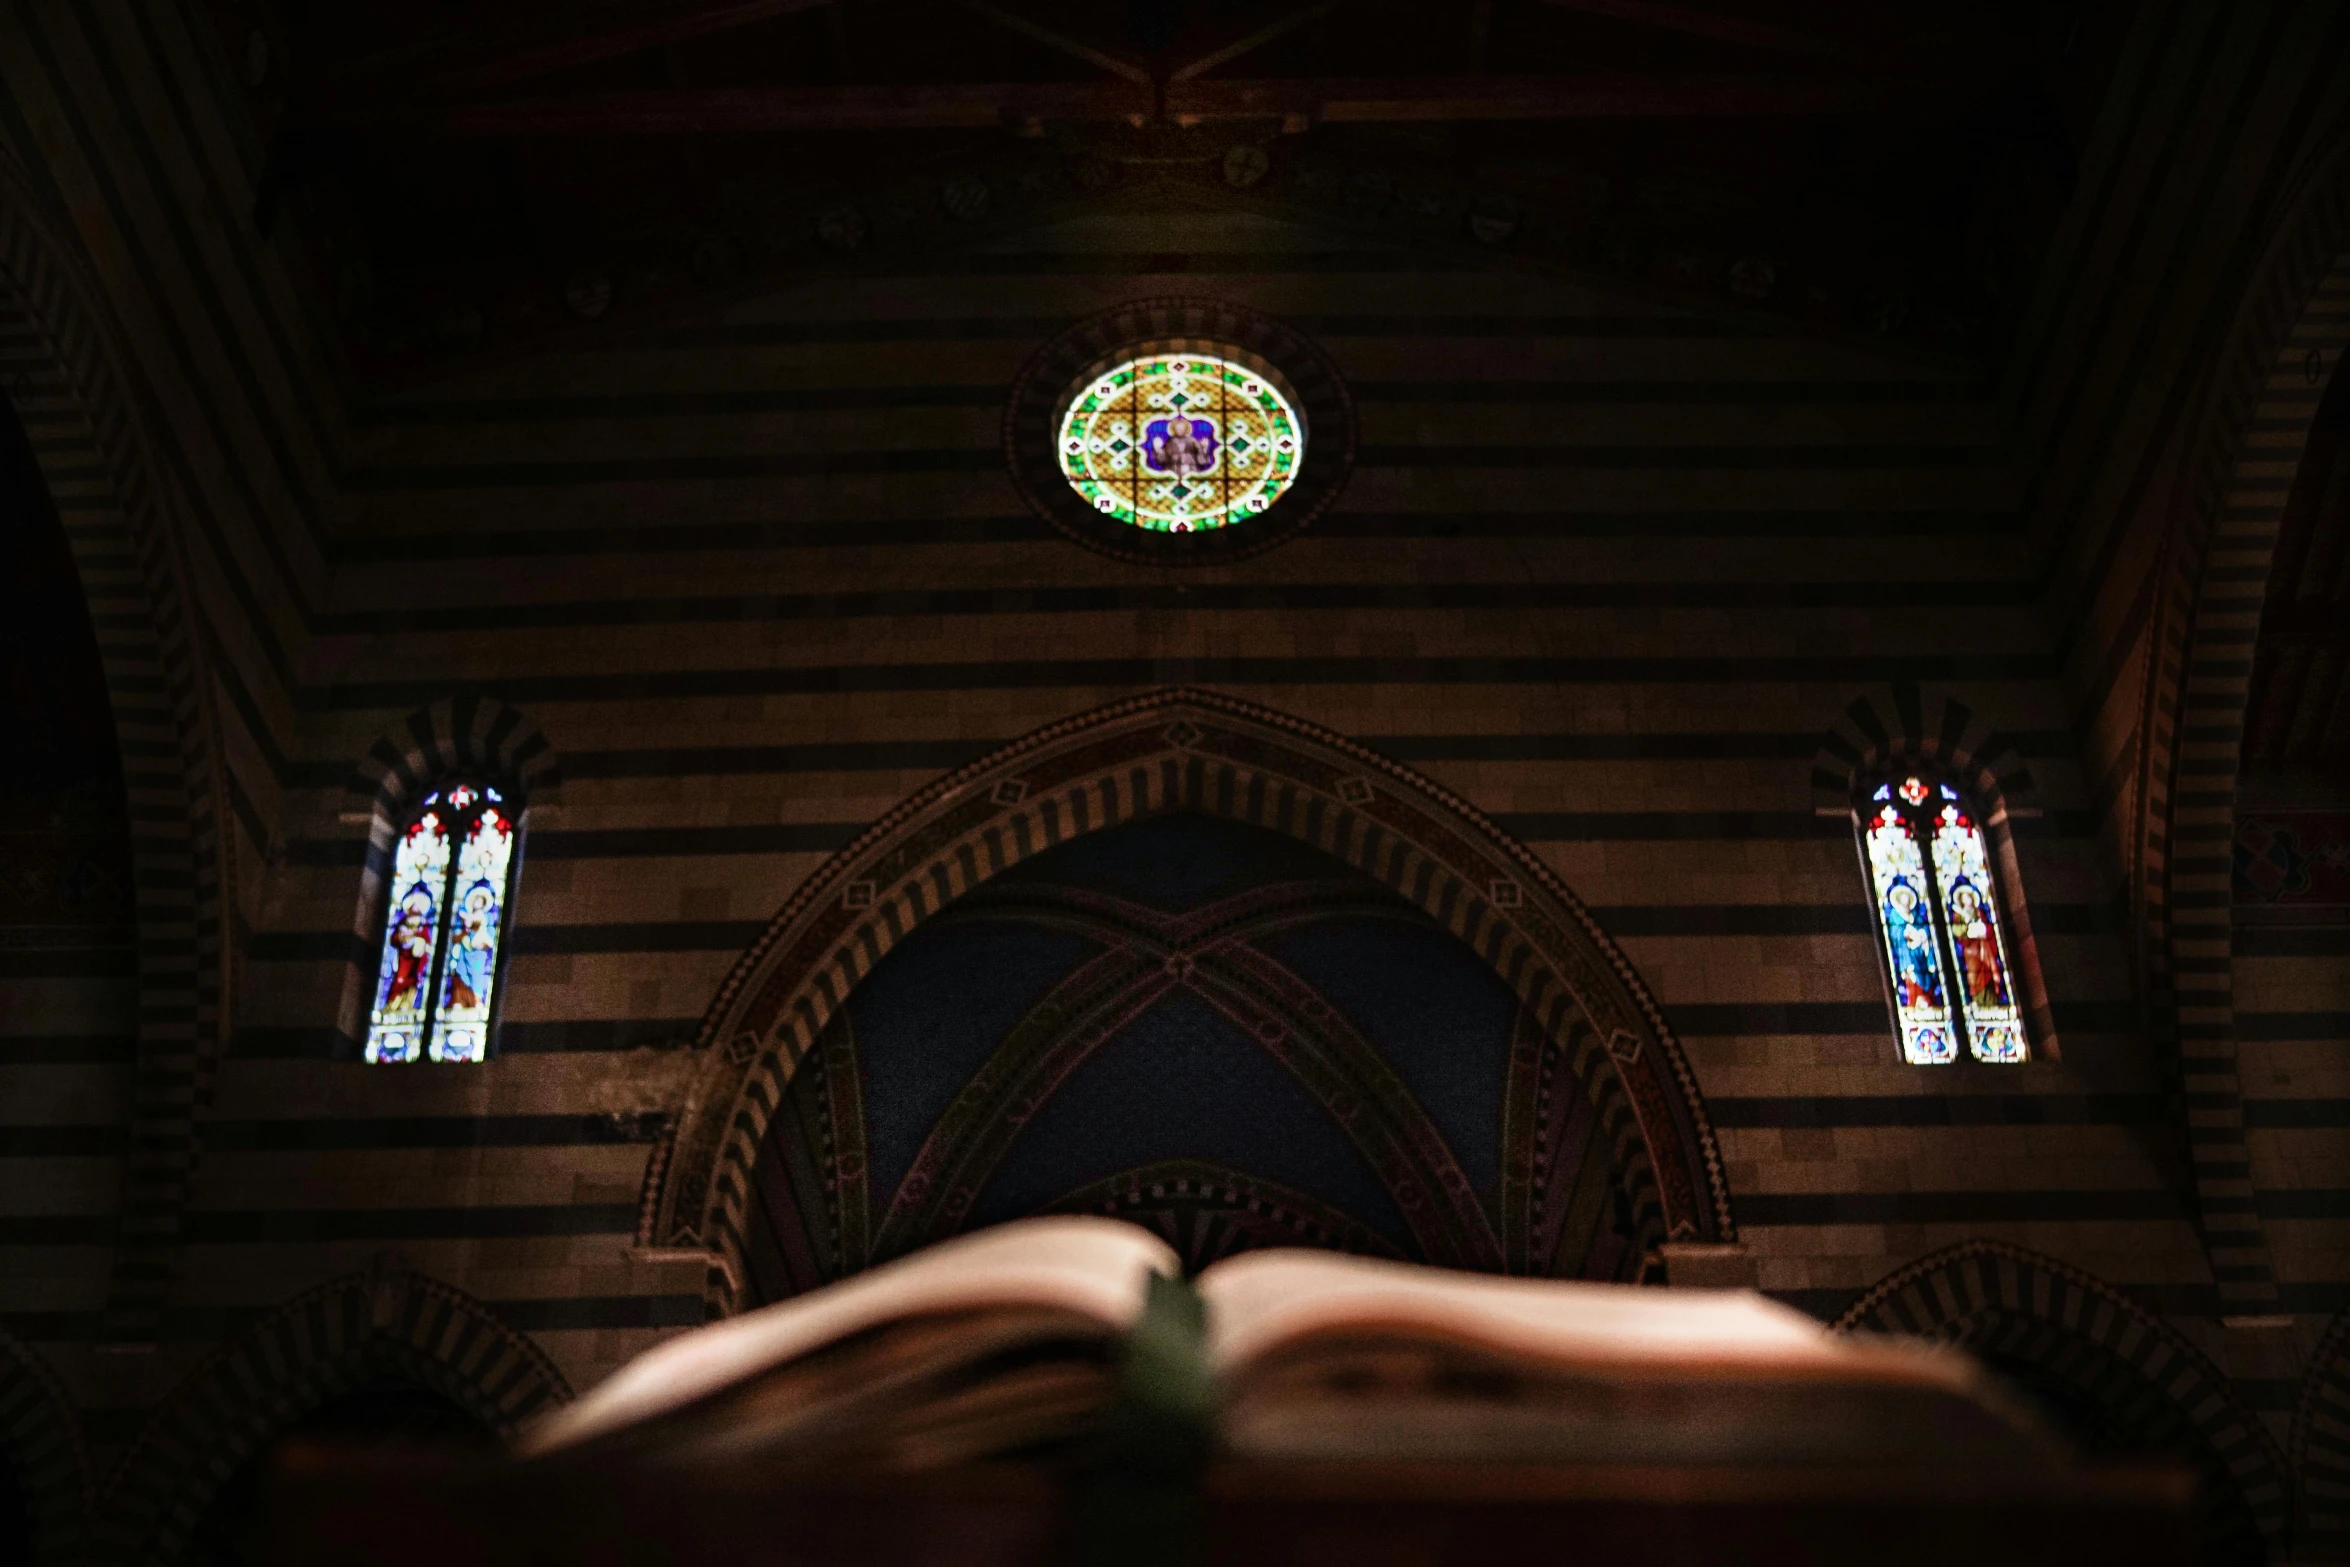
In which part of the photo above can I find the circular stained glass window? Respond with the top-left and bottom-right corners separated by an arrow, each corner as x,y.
1055,353 -> 1305,533
1006,299 -> 1354,564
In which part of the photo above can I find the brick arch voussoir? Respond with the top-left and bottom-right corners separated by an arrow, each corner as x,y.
1836,1240 -> 2292,1554
0,1328 -> 95,1566
651,688 -> 1731,1311
1808,681 -> 2042,821
342,694 -> 566,826
95,1259 -> 570,1567
0,149 -> 232,1348
2291,1305 -> 2350,1559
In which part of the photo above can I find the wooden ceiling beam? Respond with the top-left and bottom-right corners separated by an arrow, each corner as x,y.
346,71 -> 1915,135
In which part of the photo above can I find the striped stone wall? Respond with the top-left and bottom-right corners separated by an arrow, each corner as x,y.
0,0 -> 2347,1559
256,209 -> 2187,1385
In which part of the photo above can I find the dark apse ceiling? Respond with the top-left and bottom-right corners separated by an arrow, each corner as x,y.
742,812 -> 1653,1302
195,0 -> 2124,389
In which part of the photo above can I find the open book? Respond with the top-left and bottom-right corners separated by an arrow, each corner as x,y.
521,1217 -> 2056,1473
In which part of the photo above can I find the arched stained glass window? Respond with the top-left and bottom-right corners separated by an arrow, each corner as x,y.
1859,776 -> 2027,1064
365,783 -> 519,1064
1056,351 -> 1303,533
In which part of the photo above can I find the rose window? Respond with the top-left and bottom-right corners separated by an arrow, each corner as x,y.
1055,352 -> 1304,533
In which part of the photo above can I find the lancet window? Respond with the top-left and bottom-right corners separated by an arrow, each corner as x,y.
365,782 -> 519,1064
1857,775 -> 2027,1065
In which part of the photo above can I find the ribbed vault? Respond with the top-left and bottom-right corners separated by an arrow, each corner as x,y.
743,814 -> 1651,1299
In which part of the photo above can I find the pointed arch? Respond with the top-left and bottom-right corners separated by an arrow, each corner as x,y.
2123,128 -> 2350,1314
645,687 -> 1732,1308
95,1259 -> 570,1567
2142,246 -> 2350,1315
0,147 -> 234,1345
0,1328 -> 93,1567
1837,1240 -> 2290,1561
333,697 -> 563,1058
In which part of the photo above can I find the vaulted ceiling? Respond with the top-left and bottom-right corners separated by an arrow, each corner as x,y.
197,0 -> 2124,389
743,813 -> 1653,1299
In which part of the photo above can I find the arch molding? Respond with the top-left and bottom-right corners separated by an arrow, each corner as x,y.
1838,1239 -> 2291,1560
95,1258 -> 569,1566
648,688 -> 1732,1305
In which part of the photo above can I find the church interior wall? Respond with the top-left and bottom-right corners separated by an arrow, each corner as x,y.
1,0 -> 2348,1559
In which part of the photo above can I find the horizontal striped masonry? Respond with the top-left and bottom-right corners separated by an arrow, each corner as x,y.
325,508 -> 2030,558
13,4 -> 2350,1549
240,209 -> 2185,1426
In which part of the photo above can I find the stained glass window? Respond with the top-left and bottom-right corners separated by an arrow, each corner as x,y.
364,783 -> 519,1064
1857,776 -> 2027,1064
1056,352 -> 1302,532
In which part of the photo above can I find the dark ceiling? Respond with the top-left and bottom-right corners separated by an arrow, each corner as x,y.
200,0 -> 2127,390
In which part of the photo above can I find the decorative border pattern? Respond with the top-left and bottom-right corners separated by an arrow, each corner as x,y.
1836,1239 -> 2292,1558
649,688 -> 1733,1310
1809,682 -> 2058,1059
0,148 -> 231,1347
1003,298 -> 1356,565
95,1259 -> 571,1567
332,697 -> 564,1057
0,1327 -> 94,1567
2292,1304 -> 2350,1558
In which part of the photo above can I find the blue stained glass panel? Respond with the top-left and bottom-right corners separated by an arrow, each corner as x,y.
1930,800 -> 2027,1063
430,805 -> 516,1064
1863,803 -> 1956,1064
366,810 -> 451,1064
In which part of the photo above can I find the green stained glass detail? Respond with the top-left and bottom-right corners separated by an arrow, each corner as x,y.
1056,352 -> 1305,533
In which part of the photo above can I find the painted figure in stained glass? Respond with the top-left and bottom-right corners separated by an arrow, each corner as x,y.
1145,416 -> 1217,478
1861,797 -> 1954,1064
1945,885 -> 2007,1007
1930,796 -> 2027,1062
1057,352 -> 1302,532
366,808 -> 451,1064
364,784 -> 518,1065
431,803 -> 516,1064
1857,776 -> 2027,1065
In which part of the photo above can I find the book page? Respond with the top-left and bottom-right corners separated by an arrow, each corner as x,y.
522,1216 -> 1178,1455
1197,1250 -> 1979,1393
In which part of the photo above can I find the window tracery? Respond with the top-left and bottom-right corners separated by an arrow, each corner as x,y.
365,782 -> 518,1064
1055,351 -> 1302,533
1859,775 -> 2026,1064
